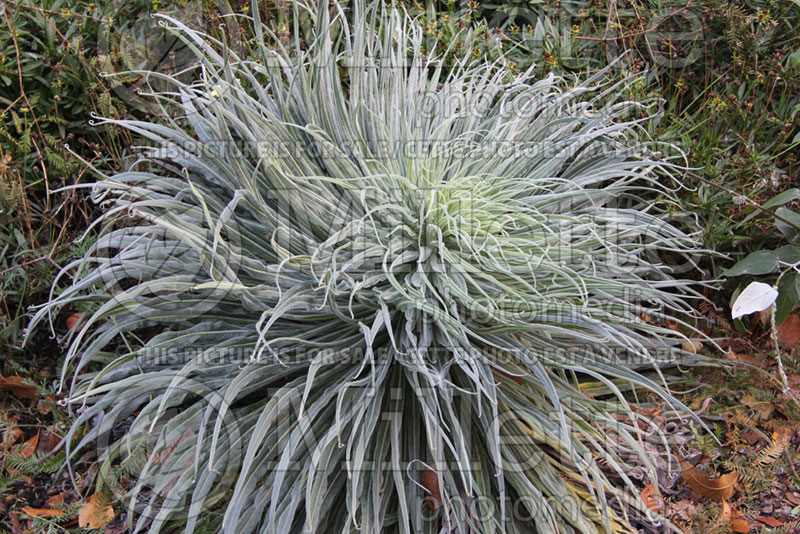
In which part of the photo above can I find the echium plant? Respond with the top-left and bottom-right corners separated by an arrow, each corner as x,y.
31,1 -> 708,533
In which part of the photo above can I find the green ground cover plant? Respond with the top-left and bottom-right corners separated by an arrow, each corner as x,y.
0,0 -> 136,359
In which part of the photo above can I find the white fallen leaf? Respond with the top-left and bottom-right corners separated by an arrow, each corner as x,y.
731,281 -> 779,319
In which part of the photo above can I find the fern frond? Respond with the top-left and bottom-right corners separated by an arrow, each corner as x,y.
754,434 -> 789,467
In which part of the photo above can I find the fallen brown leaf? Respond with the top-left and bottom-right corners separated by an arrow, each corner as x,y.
788,374 -> 800,393
780,520 -> 800,531
45,494 -> 64,508
677,455 -> 738,500
421,468 -> 442,510
9,511 -> 24,534
669,499 -> 697,523
731,518 -> 750,533
641,484 -> 663,514
771,426 -> 795,441
681,340 -> 703,353
19,507 -> 64,518
19,431 -> 39,459
3,426 -> 24,448
731,517 -> 749,533
0,374 -> 38,401
756,516 -> 784,527
741,429 -> 763,446
66,312 -> 85,331
778,315 -> 800,345
35,429 -> 64,455
721,501 -> 749,533
37,396 -> 58,416
633,405 -> 663,418
740,393 -> 776,421
79,492 -> 114,529
758,308 -> 772,327
723,351 -> 764,368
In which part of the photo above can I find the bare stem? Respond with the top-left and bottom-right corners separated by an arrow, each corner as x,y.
770,304 -> 792,395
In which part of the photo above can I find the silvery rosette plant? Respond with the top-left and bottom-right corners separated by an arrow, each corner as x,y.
31,1 -> 709,532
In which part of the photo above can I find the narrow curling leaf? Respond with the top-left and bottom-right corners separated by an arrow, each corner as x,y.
25,2 -> 716,533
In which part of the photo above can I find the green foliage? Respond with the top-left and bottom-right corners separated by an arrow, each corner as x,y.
4,450 -> 67,474
722,187 -> 800,324
32,2 -> 714,533
0,471 -> 23,497
0,0 -> 134,357
649,2 -> 800,265
417,0 -> 800,269
0,0 -> 256,370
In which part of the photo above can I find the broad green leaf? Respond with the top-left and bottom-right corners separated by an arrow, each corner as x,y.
776,272 -> 798,325
721,250 -> 780,277
777,244 -> 800,265
789,49 -> 800,68
763,188 -> 800,209
796,276 -> 800,307
733,317 -> 748,334
775,207 -> 800,242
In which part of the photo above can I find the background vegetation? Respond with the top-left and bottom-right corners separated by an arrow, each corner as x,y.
1,0 -> 799,532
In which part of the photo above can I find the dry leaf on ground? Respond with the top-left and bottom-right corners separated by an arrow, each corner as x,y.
677,455 -> 738,500
788,374 -> 800,394
756,516 -> 784,527
66,312 -> 85,331
36,429 -> 62,454
778,315 -> 800,345
682,340 -> 703,353
723,350 -> 765,368
421,468 -> 442,510
0,374 -> 38,400
721,501 -> 750,533
19,431 -> 39,458
740,393 -> 776,421
2,426 -> 24,448
731,514 -> 750,533
79,492 -> 114,529
641,484 -> 664,514
44,494 -> 64,508
19,507 -> 64,518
